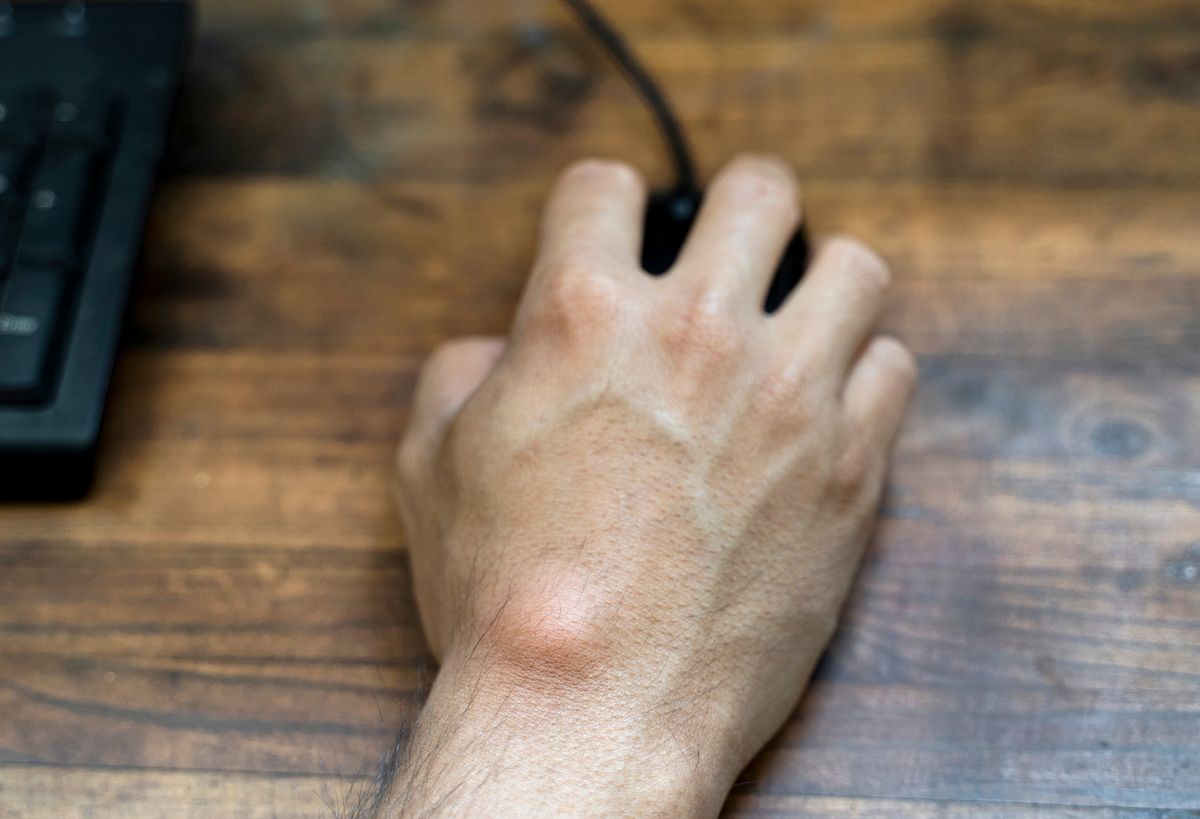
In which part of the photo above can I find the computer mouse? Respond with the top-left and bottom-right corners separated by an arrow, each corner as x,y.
641,188 -> 811,313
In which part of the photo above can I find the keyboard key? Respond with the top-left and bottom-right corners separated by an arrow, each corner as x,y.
0,144 -> 27,199
47,95 -> 112,147
19,148 -> 96,266
0,265 -> 68,402
0,96 -> 42,147
0,214 -> 16,271
0,147 -> 20,270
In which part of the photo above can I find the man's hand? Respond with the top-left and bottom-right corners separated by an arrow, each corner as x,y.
387,155 -> 916,817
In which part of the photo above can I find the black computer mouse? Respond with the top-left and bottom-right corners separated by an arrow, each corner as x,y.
641,188 -> 811,313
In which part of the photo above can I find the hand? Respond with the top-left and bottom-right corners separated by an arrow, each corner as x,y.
388,155 -> 916,817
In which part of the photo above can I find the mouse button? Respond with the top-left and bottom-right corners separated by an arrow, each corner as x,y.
641,189 -> 701,275
763,226 -> 812,313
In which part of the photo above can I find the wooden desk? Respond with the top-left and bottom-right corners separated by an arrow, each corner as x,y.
3,1 -> 1199,815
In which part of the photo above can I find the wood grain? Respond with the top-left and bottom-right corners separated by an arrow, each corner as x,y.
169,33 -> 1200,183
0,766 -> 1169,819
2,0 -> 1199,816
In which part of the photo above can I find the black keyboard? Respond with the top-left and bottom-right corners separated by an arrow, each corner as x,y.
0,1 -> 190,499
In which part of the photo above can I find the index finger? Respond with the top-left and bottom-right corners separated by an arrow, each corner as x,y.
530,159 -> 648,287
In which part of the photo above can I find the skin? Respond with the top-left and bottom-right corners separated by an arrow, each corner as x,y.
385,154 -> 916,817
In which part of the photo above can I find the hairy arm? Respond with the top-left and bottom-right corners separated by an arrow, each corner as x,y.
374,637 -> 741,816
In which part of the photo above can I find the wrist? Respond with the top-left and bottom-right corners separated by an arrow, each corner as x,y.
386,586 -> 746,817
416,648 -> 735,816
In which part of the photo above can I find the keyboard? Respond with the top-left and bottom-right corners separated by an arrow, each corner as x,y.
0,1 -> 190,499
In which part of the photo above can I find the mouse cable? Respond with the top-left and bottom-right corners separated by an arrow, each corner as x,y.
558,0 -> 698,192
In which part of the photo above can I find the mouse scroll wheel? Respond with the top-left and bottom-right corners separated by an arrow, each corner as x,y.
667,195 -> 697,221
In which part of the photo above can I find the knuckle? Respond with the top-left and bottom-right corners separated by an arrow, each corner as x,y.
550,265 -> 621,316
757,366 -> 814,423
534,264 -> 623,335
829,440 -> 873,501
665,290 -> 743,360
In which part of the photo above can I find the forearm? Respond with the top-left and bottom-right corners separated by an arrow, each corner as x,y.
374,638 -> 740,818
